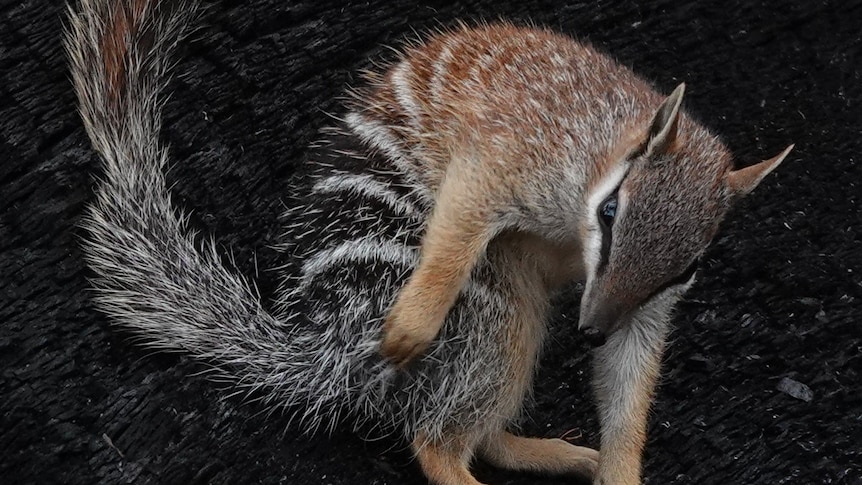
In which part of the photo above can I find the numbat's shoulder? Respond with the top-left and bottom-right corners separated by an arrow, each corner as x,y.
357,23 -> 659,116
350,23 -> 667,152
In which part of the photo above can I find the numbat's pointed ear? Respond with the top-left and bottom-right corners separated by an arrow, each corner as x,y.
645,83 -> 686,157
726,144 -> 794,197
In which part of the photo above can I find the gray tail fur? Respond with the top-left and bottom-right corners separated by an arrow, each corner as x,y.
66,0 -> 298,405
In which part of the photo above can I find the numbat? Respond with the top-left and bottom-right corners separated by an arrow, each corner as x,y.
66,1 -> 792,484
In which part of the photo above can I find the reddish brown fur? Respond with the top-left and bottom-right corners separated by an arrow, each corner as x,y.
102,0 -> 150,102
377,24 -> 672,363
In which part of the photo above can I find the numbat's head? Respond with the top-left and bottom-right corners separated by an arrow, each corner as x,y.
578,83 -> 792,341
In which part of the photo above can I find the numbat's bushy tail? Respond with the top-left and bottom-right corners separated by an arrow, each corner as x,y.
66,1 -> 792,484
65,0 -> 413,433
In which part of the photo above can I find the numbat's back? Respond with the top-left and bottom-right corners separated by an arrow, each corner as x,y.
67,2 -> 792,485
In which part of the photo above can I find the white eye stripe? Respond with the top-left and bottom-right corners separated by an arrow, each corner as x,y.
587,167 -> 630,225
583,165 -> 629,284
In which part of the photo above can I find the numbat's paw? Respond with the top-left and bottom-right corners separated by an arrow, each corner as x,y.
379,305 -> 441,367
564,443 -> 599,479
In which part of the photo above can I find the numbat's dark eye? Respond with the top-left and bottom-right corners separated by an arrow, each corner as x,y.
599,195 -> 618,228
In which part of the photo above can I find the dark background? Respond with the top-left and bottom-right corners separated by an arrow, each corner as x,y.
2,0 -> 860,484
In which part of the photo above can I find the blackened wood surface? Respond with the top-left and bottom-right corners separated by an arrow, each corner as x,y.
1,1 -> 860,484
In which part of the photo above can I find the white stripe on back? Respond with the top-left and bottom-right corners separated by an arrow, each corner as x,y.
312,173 -> 418,217
299,237 -> 418,291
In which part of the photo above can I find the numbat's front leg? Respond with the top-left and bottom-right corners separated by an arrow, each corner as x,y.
592,315 -> 670,485
380,160 -> 500,366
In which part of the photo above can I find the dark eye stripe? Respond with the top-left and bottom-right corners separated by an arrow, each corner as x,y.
596,191 -> 619,272
600,198 -> 617,227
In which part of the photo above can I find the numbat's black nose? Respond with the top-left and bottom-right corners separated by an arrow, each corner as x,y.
581,327 -> 607,347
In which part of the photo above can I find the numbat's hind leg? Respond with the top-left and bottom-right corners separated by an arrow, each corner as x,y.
479,431 -> 598,479
413,434 -> 486,485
